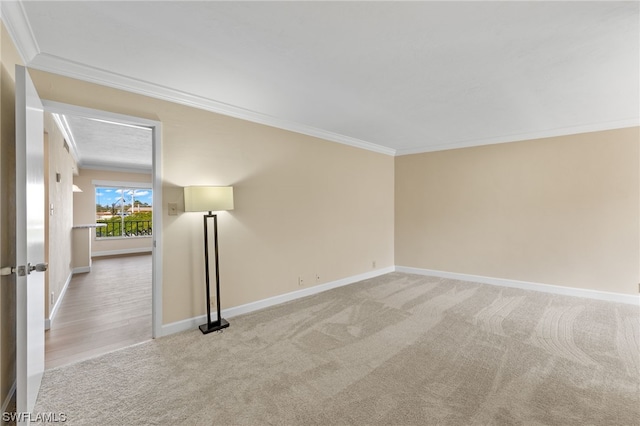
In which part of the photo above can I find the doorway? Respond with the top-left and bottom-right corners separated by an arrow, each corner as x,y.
41,101 -> 162,367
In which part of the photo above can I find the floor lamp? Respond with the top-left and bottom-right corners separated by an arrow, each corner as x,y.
184,186 -> 234,334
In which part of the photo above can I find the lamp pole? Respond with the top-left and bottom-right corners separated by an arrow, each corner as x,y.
200,211 -> 229,334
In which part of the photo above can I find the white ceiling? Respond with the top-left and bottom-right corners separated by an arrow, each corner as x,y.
3,1 -> 638,163
57,114 -> 153,172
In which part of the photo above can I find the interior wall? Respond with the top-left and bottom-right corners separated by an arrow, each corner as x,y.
395,127 -> 640,295
28,70 -> 395,325
160,111 -> 395,321
43,112 -> 76,319
73,168 -> 153,255
0,20 -> 22,411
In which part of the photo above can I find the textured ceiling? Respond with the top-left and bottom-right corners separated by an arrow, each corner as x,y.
60,115 -> 152,172
3,1 -> 638,164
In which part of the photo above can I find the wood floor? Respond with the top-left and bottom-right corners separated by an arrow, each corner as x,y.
45,253 -> 152,369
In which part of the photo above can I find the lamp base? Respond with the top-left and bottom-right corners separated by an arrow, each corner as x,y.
199,318 -> 230,334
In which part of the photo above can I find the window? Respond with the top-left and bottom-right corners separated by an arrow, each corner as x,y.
95,185 -> 152,238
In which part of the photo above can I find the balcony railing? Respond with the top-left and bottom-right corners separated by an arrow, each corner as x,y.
96,220 -> 152,238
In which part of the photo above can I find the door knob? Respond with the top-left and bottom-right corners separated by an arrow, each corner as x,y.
1,263 -> 48,276
28,263 -> 48,273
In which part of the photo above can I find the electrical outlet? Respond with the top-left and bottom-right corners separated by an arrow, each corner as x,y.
316,273 -> 320,282
298,276 -> 304,286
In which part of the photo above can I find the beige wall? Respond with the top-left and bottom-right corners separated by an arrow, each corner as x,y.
0,21 -> 22,413
395,128 -> 640,295
29,70 -> 395,325
73,168 -> 153,256
43,112 -> 76,319
162,114 -> 394,321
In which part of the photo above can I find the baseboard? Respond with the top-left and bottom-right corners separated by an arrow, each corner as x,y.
1,380 -> 16,414
72,266 -> 91,274
93,248 -> 152,257
45,271 -> 73,330
160,264 -> 637,336
395,266 -> 640,305
161,266 -> 395,337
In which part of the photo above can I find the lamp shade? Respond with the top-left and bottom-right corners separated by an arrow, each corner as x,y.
184,186 -> 234,212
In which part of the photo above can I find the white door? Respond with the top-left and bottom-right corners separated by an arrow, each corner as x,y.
15,65 -> 46,420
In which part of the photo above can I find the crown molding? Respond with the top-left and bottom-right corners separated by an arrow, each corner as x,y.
26,53 -> 396,156
395,119 -> 640,156
1,1 -> 40,63
50,112 -> 80,165
9,3 -> 632,159
2,0 -> 394,156
81,163 -> 153,175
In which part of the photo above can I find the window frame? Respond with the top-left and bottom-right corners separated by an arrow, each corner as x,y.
93,180 -> 153,240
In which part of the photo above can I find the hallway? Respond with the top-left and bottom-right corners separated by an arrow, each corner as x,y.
45,254 -> 152,369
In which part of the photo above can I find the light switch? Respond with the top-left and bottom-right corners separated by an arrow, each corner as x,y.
50,203 -> 54,216
168,202 -> 178,216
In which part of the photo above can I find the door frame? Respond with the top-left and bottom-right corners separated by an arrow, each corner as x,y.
41,100 -> 163,338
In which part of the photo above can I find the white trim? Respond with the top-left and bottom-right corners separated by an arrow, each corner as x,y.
44,272 -> 73,330
0,1 -> 40,64
1,380 -> 16,414
395,119 -> 640,156
29,53 -> 396,156
42,100 -> 160,128
92,248 -> 152,258
151,122 -> 163,339
4,6 -> 636,159
50,113 -> 80,165
91,180 -> 152,189
81,163 -> 152,174
24,53 -> 640,159
395,266 -> 640,306
95,236 -> 152,242
72,266 -> 91,274
160,266 -> 395,336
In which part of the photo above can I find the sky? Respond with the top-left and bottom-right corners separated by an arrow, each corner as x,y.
95,186 -> 153,207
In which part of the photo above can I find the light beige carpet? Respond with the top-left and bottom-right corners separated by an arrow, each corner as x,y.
34,273 -> 639,425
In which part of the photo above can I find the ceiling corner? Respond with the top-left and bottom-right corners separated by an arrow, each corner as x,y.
28,53 -> 397,157
1,0 -> 40,64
